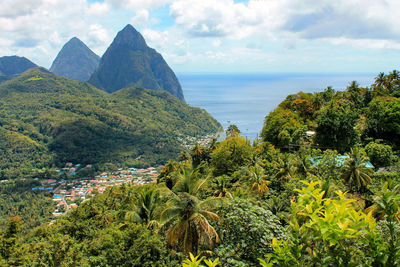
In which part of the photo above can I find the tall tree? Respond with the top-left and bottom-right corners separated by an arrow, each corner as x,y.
225,124 -> 240,138
161,193 -> 220,255
375,72 -> 386,88
275,153 -> 297,181
315,101 -> 359,153
242,164 -> 270,198
341,147 -> 373,192
125,186 -> 161,228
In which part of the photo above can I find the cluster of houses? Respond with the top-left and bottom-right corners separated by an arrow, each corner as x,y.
32,165 -> 161,217
179,132 -> 221,150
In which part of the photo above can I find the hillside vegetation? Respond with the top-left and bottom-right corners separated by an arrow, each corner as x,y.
2,71 -> 400,266
0,68 -> 221,179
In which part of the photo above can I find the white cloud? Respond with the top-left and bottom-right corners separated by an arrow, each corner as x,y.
88,2 -> 111,16
326,37 -> 400,50
0,0 -> 400,74
131,9 -> 150,26
212,39 -> 221,47
106,0 -> 171,11
0,0 -> 42,18
88,24 -> 111,44
0,0 -> 117,67
169,0 -> 400,48
169,0 -> 281,39
142,28 -> 169,49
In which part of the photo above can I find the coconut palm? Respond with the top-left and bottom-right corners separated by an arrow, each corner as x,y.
160,164 -> 221,255
125,186 -> 162,229
213,175 -> 232,198
191,143 -> 205,167
243,164 -> 270,198
275,153 -> 297,181
160,192 -> 221,255
389,70 -> 400,81
341,147 -> 373,192
158,160 -> 182,189
375,72 -> 386,87
173,167 -> 208,196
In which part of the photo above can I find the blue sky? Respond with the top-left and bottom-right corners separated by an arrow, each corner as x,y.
1,0 -> 400,74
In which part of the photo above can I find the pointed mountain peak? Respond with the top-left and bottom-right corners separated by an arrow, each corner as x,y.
89,25 -> 185,101
67,37 -> 83,44
61,37 -> 91,52
113,24 -> 147,50
50,37 -> 100,81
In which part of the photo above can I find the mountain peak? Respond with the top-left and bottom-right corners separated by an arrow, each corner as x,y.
68,37 -> 82,44
89,25 -> 185,101
0,56 -> 37,76
113,24 -> 147,51
50,37 -> 100,81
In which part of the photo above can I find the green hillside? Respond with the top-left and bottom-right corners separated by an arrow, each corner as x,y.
3,71 -> 400,266
0,68 -> 221,179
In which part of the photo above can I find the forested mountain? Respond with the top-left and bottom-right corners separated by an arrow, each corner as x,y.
89,24 -> 185,101
0,67 -> 221,179
50,37 -> 100,81
0,56 -> 37,83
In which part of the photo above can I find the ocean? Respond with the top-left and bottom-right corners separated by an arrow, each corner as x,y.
178,73 -> 375,140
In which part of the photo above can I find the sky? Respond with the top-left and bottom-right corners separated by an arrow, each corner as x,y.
1,0 -> 400,74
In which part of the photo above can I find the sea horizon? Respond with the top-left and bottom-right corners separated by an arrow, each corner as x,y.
179,72 -> 376,140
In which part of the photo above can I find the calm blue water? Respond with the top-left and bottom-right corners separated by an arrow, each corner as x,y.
178,73 -> 375,140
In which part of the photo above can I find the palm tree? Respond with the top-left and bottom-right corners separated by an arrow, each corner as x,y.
243,164 -> 269,198
158,160 -> 181,189
160,164 -> 222,255
160,192 -> 221,255
173,167 -> 208,196
275,153 -> 297,181
191,143 -> 205,167
341,147 -> 373,192
296,150 -> 312,177
389,70 -> 400,81
375,72 -> 386,88
125,186 -> 162,229
213,175 -> 232,198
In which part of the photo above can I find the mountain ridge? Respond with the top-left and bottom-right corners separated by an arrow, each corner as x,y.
0,55 -> 37,83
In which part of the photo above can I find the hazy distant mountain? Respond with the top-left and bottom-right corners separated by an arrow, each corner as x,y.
0,56 -> 37,82
89,24 -> 185,101
50,37 -> 100,81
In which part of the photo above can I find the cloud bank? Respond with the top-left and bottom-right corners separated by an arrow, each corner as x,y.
0,0 -> 399,72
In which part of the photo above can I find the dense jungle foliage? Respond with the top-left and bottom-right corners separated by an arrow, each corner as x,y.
0,67 -> 221,179
0,180 -> 54,232
1,70 -> 400,266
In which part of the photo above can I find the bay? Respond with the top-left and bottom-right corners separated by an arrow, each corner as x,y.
179,73 -> 375,140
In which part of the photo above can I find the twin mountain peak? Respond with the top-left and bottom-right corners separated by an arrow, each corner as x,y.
48,24 -> 184,101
